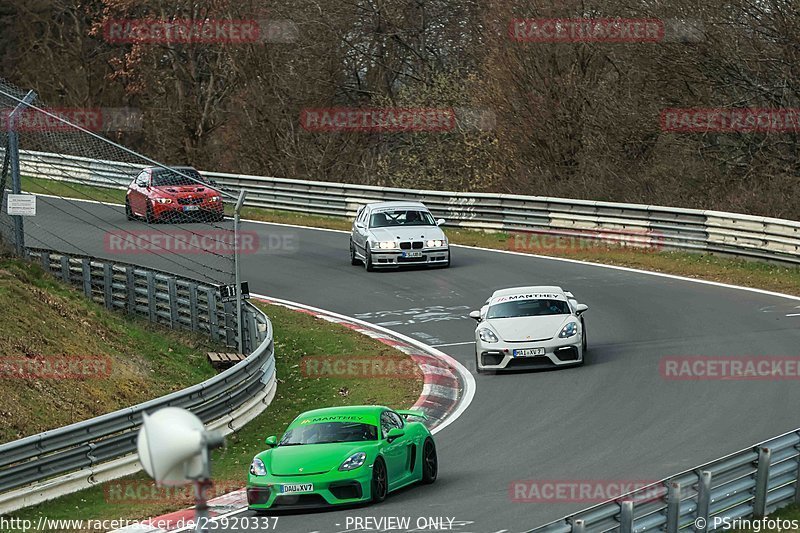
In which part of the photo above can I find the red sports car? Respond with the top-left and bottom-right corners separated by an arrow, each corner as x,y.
125,166 -> 224,223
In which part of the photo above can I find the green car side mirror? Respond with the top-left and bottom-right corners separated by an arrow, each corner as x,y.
265,435 -> 278,447
386,428 -> 405,442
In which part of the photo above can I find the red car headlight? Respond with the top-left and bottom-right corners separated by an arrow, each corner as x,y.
154,198 -> 173,204
209,196 -> 221,202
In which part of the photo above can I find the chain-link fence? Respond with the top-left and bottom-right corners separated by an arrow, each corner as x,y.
0,77 -> 247,349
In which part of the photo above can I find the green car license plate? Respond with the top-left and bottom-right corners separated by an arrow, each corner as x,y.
280,483 -> 313,494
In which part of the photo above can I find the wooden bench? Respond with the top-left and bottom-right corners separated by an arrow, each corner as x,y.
207,352 -> 247,371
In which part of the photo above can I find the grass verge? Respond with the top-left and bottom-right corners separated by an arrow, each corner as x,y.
5,302 -> 422,531
0,255 -> 219,443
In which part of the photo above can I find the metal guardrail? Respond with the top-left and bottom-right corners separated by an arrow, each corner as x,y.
15,149 -> 800,265
0,248 -> 276,512
530,429 -> 800,532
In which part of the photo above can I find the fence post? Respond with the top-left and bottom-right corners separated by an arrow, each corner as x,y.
81,258 -> 92,298
146,271 -> 156,322
39,250 -> 49,272
619,500 -> 634,533
189,283 -> 199,331
665,481 -> 681,533
60,255 -> 70,283
754,447 -> 771,518
167,277 -> 178,328
126,266 -> 135,315
695,471 -> 712,533
6,90 -> 36,256
103,263 -> 113,309
207,287 -> 219,341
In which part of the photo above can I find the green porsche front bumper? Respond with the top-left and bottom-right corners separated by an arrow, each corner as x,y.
247,467 -> 374,510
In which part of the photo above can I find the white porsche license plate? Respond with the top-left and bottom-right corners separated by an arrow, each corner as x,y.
183,205 -> 200,212
513,348 -> 545,357
402,251 -> 423,258
280,483 -> 313,494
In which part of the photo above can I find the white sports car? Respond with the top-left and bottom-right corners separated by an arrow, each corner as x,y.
470,286 -> 588,372
350,201 -> 450,271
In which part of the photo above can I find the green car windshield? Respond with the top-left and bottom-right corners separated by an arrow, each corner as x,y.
279,422 -> 378,446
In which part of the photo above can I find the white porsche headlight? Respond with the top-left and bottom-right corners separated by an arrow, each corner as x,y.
478,328 -> 498,343
559,322 -> 578,338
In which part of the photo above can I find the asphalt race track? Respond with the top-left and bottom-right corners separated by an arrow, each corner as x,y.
24,196 -> 800,533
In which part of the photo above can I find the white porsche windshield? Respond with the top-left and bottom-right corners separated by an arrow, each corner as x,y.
369,210 -> 436,228
487,299 -> 570,319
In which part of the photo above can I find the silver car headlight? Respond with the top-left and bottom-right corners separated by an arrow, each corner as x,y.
478,328 -> 498,343
377,241 -> 399,250
558,322 -> 578,338
425,239 -> 445,248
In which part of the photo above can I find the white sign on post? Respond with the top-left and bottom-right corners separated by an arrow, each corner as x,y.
6,194 -> 36,216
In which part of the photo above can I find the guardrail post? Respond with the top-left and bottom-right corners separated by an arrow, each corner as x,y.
189,283 -> 199,331
754,446 -> 771,518
223,300 -> 235,347
207,287 -> 219,341
570,519 -> 585,533
167,277 -> 178,328
81,258 -> 92,298
618,500 -> 634,533
40,251 -> 49,272
146,271 -> 156,323
126,267 -> 135,315
103,263 -> 113,309
60,255 -> 70,282
695,471 -> 712,533
665,481 -> 681,533
795,439 -> 800,505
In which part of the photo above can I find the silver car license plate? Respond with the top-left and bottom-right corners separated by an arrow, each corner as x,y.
513,348 -> 545,357
402,251 -> 422,258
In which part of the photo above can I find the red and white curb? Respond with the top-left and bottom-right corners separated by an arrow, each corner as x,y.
110,295 -> 474,533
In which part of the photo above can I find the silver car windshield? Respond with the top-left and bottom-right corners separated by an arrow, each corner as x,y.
369,210 -> 435,228
487,299 -> 570,319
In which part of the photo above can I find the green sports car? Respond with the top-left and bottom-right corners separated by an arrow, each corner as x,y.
247,405 -> 437,511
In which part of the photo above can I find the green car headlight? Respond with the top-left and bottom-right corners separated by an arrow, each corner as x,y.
339,452 -> 367,471
249,457 -> 267,476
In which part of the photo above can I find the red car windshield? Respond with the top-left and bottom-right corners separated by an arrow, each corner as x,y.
151,168 -> 204,187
